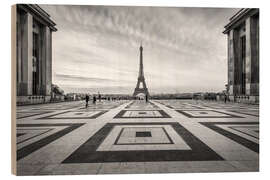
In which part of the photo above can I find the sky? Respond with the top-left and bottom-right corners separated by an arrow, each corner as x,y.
40,5 -> 239,94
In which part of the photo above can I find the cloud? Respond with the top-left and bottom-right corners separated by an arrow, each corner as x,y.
55,73 -> 117,82
55,73 -> 133,84
40,4 -> 240,94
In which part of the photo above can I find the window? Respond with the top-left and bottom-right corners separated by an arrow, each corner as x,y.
32,31 -> 39,95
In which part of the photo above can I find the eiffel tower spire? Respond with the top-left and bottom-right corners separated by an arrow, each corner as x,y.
133,44 -> 150,97
139,44 -> 144,77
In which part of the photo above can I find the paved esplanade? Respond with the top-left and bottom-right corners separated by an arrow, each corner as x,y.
16,100 -> 259,175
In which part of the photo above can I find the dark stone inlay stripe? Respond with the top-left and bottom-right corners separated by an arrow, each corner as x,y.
17,133 -> 26,137
228,110 -> 259,117
136,131 -> 151,137
62,122 -> 224,163
114,110 -> 171,118
16,128 -> 54,144
203,106 -> 249,109
38,110 -> 108,119
29,105 -> 81,111
176,110 -> 244,118
113,127 -> 173,145
229,126 -> 259,139
17,123 -> 85,160
201,122 -> 259,153
154,101 -> 204,109
148,101 -> 160,108
78,104 -> 121,110
16,111 -> 53,119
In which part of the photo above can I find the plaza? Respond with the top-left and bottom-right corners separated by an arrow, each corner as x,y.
12,5 -> 260,175
16,99 -> 259,175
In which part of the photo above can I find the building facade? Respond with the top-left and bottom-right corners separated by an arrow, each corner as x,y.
16,4 -> 57,104
223,8 -> 259,103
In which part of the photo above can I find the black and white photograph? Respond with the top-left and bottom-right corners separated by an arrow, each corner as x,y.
11,3 -> 259,176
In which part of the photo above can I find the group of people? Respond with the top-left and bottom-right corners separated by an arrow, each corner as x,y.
85,93 -> 149,108
85,94 -> 101,108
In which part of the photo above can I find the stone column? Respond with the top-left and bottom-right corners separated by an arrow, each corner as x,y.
251,16 -> 259,96
45,27 -> 52,97
245,16 -> 259,96
228,30 -> 234,96
245,17 -> 252,95
21,12 -> 33,95
232,29 -> 241,95
40,26 -> 52,98
40,26 -> 46,95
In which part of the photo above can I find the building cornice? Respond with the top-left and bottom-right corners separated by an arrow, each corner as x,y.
223,8 -> 259,34
17,4 -> 57,31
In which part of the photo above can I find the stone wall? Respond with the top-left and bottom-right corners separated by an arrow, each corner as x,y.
226,10 -> 259,100
16,5 -> 55,104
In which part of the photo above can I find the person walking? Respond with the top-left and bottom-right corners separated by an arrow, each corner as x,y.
145,95 -> 148,103
93,95 -> 96,104
85,94 -> 89,108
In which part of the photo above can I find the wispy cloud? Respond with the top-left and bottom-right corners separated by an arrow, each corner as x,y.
40,5 -> 239,94
55,73 -> 133,84
55,73 -> 117,82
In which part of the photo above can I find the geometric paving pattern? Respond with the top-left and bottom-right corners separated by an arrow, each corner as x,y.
176,110 -> 244,118
16,123 -> 85,160
156,100 -> 203,109
39,110 -> 108,119
125,101 -> 160,110
229,110 -> 259,117
201,122 -> 259,153
102,125 -> 177,148
15,100 -> 259,175
114,110 -> 171,118
62,122 -> 224,163
16,111 -> 53,119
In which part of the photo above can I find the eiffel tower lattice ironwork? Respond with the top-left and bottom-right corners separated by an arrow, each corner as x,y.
133,45 -> 150,97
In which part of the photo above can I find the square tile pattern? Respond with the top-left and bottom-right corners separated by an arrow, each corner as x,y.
39,110 -> 108,119
62,122 -> 223,163
16,100 -> 260,175
176,110 -> 243,118
112,126 -> 174,146
97,125 -> 184,151
17,111 -> 53,119
201,122 -> 259,153
136,131 -> 151,137
203,105 -> 250,109
125,101 -> 159,109
122,111 -> 163,118
16,123 -> 84,160
114,110 -> 171,118
229,110 -> 259,117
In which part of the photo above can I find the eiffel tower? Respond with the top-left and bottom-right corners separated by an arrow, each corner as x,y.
133,44 -> 150,97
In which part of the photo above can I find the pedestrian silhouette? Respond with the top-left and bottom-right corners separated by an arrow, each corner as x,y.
85,94 -> 89,108
93,95 -> 96,104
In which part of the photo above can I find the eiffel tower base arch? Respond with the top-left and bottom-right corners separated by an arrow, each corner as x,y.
133,87 -> 150,97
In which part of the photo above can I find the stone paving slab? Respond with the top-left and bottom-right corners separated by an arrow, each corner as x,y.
15,99 -> 259,175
